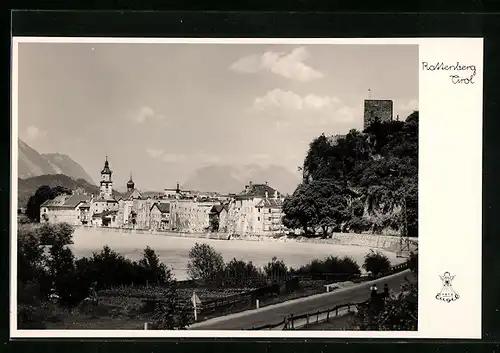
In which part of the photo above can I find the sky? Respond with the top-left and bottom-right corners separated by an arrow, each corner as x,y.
17,42 -> 418,191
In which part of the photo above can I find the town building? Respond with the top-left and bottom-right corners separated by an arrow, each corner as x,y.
150,202 -> 171,230
363,99 -> 393,130
222,181 -> 286,236
132,198 -> 156,230
115,173 -> 143,202
40,194 -> 93,225
169,199 -> 216,232
114,174 -> 144,228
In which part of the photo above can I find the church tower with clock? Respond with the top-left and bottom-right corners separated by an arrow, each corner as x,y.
99,156 -> 113,199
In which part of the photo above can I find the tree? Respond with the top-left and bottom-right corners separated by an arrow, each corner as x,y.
26,185 -> 72,222
282,185 -> 318,235
263,257 -> 289,283
363,250 -> 391,276
137,247 -> 171,285
289,111 -> 418,238
282,180 -> 349,237
47,243 -> 77,305
37,222 -> 74,246
18,224 -> 47,284
223,258 -> 265,288
187,243 -> 224,285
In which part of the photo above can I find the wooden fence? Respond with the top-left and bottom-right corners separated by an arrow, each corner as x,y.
250,300 -> 369,330
249,261 -> 411,330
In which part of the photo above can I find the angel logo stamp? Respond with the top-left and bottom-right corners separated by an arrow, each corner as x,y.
436,272 -> 460,303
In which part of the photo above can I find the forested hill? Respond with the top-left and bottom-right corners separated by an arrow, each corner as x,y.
283,111 -> 418,238
18,174 -> 123,208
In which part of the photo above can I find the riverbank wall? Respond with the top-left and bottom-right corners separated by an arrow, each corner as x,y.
75,226 -> 417,252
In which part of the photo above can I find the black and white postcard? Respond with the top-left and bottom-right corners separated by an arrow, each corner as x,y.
10,37 -> 482,339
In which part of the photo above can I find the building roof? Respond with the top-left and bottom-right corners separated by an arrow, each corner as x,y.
120,188 -> 142,201
93,209 -> 118,218
127,173 -> 135,188
255,198 -> 283,208
151,202 -> 170,213
235,183 -> 281,199
94,197 -> 118,203
209,204 -> 229,215
101,156 -> 112,175
41,194 -> 92,209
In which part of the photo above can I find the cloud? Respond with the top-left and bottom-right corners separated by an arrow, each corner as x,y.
146,148 -> 164,158
398,99 -> 419,113
254,89 -> 341,111
230,47 -> 323,82
251,153 -> 271,163
395,99 -> 419,120
199,153 -> 222,164
253,89 -> 359,128
146,148 -> 186,163
229,54 -> 261,74
131,106 -> 166,124
162,153 -> 186,163
23,125 -> 47,141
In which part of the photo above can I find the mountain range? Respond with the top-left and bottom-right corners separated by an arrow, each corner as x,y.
18,139 -> 95,184
182,164 -> 301,195
17,139 -> 302,203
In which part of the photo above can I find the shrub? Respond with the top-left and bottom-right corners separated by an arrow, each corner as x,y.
187,243 -> 224,285
292,255 -> 361,280
89,245 -> 140,288
151,285 -> 190,330
356,280 -> 418,331
363,250 -> 391,277
223,258 -> 265,288
263,257 -> 289,283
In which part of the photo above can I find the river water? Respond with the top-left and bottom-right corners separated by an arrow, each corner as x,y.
69,227 -> 403,280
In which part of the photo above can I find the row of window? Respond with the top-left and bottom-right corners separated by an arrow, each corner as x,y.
257,217 -> 273,221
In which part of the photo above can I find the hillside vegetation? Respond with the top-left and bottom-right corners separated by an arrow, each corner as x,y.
18,174 -> 122,208
283,111 -> 418,238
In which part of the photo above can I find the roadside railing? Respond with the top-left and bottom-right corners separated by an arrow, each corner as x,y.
250,260 -> 412,330
250,300 -> 369,330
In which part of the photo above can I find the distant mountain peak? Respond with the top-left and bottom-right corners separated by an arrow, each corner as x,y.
18,139 -> 95,185
182,164 -> 300,195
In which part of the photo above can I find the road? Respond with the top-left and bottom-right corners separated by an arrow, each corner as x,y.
189,269 -> 413,330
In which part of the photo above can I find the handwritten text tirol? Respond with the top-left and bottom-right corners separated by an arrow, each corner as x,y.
422,61 -> 476,85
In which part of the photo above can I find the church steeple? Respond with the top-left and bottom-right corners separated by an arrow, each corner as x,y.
127,172 -> 135,192
99,156 -> 113,199
101,155 -> 112,175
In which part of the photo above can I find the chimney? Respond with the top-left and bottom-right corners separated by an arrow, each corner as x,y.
249,180 -> 253,186
265,181 -> 268,185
